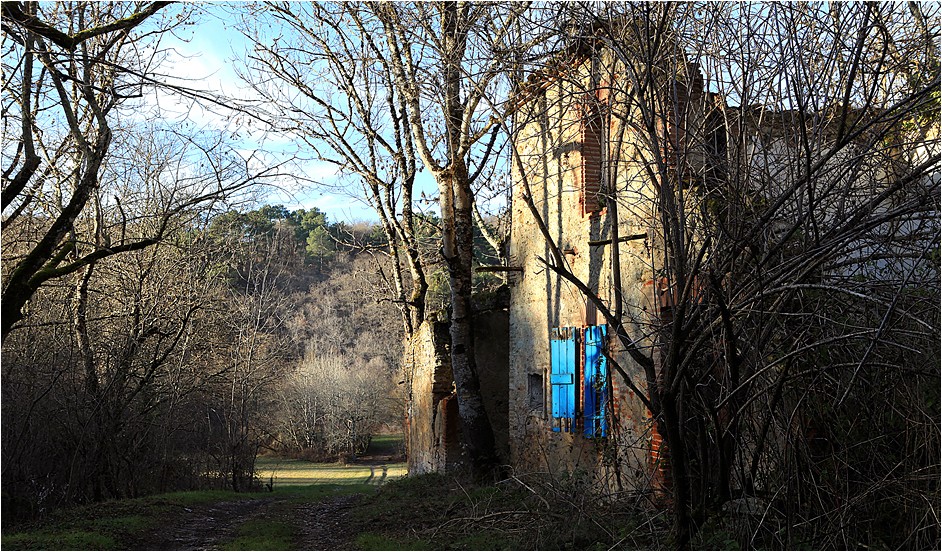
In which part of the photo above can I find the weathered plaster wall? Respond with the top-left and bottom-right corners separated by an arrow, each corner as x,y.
507,52 -> 703,491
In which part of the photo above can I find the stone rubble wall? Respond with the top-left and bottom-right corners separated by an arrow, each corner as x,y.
405,310 -> 510,474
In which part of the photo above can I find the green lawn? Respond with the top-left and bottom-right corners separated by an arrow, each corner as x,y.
2,436 -> 408,551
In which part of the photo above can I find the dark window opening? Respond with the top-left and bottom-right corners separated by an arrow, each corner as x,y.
705,108 -> 728,186
528,373 -> 544,412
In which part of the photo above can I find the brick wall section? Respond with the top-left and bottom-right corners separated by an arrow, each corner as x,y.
580,102 -> 604,214
650,418 -> 672,499
609,369 -> 621,420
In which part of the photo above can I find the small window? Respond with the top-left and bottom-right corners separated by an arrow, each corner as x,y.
528,373 -> 544,412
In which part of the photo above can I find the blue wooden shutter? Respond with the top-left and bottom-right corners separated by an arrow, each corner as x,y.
550,327 -> 578,432
583,325 -> 608,438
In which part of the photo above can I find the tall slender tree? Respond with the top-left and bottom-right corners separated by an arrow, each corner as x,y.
237,1 -> 541,473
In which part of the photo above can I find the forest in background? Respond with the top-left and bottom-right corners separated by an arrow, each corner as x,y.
2,203 -> 411,520
3,192 -> 502,524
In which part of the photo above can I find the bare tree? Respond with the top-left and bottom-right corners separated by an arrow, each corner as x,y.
198,214 -> 300,491
236,2 -> 431,340
235,1 -> 543,473
359,1 -> 543,473
279,348 -> 390,459
0,2 -> 279,342
1,2 -> 292,508
1,196 -> 233,506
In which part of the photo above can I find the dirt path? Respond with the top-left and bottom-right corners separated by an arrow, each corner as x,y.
294,494 -> 362,550
136,438 -> 402,550
137,493 -> 364,550
138,498 -> 276,550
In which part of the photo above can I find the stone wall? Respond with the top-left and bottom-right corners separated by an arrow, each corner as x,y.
506,50 -> 705,491
404,321 -> 458,474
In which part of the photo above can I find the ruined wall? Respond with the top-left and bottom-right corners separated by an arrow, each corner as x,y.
406,309 -> 510,474
405,321 -> 459,474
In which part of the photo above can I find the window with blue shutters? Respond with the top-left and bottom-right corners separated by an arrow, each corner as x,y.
550,327 -> 578,433
583,325 -> 608,438
550,324 -> 609,436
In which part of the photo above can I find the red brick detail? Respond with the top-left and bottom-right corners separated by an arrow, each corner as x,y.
642,277 -> 674,317
580,102 -> 604,215
650,417 -> 672,498
610,372 -> 620,420
596,80 -> 611,103
643,276 -> 705,318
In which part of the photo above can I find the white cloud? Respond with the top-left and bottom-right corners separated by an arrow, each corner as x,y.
304,160 -> 342,182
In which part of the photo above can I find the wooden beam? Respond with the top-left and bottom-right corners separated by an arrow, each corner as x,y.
475,266 -> 524,273
588,233 -> 647,247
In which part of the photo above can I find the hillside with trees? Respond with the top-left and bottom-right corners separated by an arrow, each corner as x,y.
2,199 -> 408,515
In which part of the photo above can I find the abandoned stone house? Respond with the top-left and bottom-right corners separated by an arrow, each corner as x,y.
404,32 -> 938,491
503,48 -> 713,492
404,40 -> 719,490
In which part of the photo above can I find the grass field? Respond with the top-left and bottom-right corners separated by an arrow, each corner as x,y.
256,434 -> 407,486
255,457 -> 407,486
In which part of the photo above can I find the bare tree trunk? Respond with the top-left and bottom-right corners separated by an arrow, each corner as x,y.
439,167 -> 498,471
